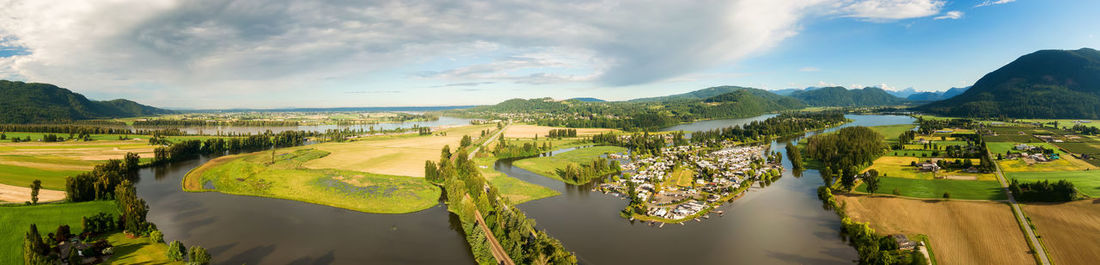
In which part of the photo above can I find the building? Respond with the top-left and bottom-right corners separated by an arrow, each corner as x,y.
891,234 -> 918,251
917,162 -> 941,172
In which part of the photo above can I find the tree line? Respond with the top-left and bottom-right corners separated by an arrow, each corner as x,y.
690,112 -> 848,146
1009,179 -> 1077,202
555,157 -> 621,184
547,129 -> 577,138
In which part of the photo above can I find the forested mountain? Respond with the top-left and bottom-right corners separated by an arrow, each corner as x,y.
917,48 -> 1100,118
449,87 -> 804,131
0,80 -> 173,123
628,86 -> 758,102
906,87 -> 969,101
568,97 -> 606,102
788,86 -> 907,107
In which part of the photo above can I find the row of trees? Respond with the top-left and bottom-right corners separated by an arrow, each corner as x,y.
591,131 -> 669,156
65,154 -> 142,202
428,147 -> 578,264
555,157 -> 621,184
817,186 -> 929,265
690,112 -> 848,145
547,129 -> 577,138
1009,179 -> 1077,202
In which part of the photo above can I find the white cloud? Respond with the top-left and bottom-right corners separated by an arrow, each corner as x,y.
834,0 -> 946,21
0,0 -> 953,107
799,66 -> 821,72
976,0 -> 1016,7
934,11 -> 964,20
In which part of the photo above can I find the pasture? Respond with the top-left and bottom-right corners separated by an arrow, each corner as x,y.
103,233 -> 183,265
1006,171 -> 1100,197
856,176 -> 1005,200
184,148 -> 441,214
839,195 -> 1033,265
474,156 -> 558,204
864,156 -> 994,181
502,125 -> 617,138
512,146 -> 627,184
303,124 -> 494,177
868,124 -> 916,142
0,201 -> 117,264
1020,200 -> 1100,265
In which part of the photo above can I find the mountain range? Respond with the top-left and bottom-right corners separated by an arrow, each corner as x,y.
906,87 -> 969,102
0,80 -> 173,123
916,48 -> 1100,118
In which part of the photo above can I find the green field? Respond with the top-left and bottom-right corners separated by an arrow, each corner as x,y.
474,156 -> 558,204
103,233 -> 184,265
0,163 -> 83,190
513,146 -> 627,184
0,201 -> 117,264
987,142 -> 1067,156
869,124 -> 917,142
857,177 -> 1006,200
669,168 -> 696,187
1005,171 -> 1100,197
185,148 -> 441,213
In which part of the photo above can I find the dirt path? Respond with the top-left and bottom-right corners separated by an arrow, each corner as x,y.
0,183 -> 65,203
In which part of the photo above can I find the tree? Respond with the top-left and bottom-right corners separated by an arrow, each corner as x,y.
188,246 -> 212,265
942,192 -> 951,199
29,179 -> 41,205
115,180 -> 149,234
840,167 -> 857,192
864,170 -> 880,194
167,240 -> 186,261
150,229 -> 164,243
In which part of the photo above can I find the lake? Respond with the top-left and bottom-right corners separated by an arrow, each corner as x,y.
136,114 -> 914,264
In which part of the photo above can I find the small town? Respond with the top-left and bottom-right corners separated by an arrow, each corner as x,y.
601,143 -> 782,223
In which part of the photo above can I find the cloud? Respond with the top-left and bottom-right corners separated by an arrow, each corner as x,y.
799,67 -> 821,72
0,0 -> 953,107
976,0 -> 1015,7
834,0 -> 946,21
934,10 -> 964,20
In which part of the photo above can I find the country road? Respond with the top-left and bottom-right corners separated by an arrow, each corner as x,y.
989,150 -> 1051,265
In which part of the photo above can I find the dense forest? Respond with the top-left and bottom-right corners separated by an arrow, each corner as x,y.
0,80 -> 173,123
917,48 -> 1100,118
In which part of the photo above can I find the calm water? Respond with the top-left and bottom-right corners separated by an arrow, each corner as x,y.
499,114 -> 915,265
136,159 -> 476,265
133,114 -> 913,265
131,116 -> 475,135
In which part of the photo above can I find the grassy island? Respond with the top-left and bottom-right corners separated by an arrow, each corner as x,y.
183,148 -> 441,214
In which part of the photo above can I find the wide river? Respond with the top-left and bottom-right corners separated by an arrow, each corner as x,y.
136,114 -> 914,265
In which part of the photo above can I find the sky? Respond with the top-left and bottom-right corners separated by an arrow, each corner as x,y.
0,0 -> 1097,109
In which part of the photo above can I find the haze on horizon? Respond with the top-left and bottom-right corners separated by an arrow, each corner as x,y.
0,0 -> 1097,109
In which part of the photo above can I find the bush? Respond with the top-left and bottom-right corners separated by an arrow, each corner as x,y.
149,230 -> 163,243
942,192 -> 951,199
892,188 -> 901,195
167,240 -> 186,261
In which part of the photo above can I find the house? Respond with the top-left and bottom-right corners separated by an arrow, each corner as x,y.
1015,144 -> 1032,151
917,162 -> 940,172
891,234 -> 918,251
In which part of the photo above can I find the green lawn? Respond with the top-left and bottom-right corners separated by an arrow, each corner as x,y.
857,177 -> 1006,200
103,233 -> 183,265
869,124 -> 916,142
474,156 -> 558,204
513,146 -> 627,184
185,148 -> 441,214
1005,171 -> 1100,198
0,201 -> 117,264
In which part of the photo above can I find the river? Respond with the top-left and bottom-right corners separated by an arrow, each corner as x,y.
134,114 -> 913,265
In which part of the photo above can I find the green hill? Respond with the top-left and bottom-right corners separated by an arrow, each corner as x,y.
0,80 -> 173,123
628,86 -> 758,102
789,86 -> 907,107
917,48 -> 1100,118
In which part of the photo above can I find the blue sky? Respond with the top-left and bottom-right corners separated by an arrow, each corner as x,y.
0,0 -> 1097,109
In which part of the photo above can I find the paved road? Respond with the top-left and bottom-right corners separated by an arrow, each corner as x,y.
989,150 -> 1051,265
469,123 -> 507,160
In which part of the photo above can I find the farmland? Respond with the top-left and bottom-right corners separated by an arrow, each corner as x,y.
0,140 -> 154,190
1006,171 -> 1100,197
1020,200 -> 1100,265
839,195 -> 1033,265
856,176 -> 1005,200
184,148 -> 441,213
502,124 -> 617,138
303,124 -> 494,177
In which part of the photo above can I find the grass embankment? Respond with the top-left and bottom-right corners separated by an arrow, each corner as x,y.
1020,200 -> 1100,265
303,124 -> 495,177
473,156 -> 558,204
103,233 -> 183,265
184,148 -> 441,214
512,146 -> 628,184
840,195 -> 1034,265
0,201 -> 116,264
